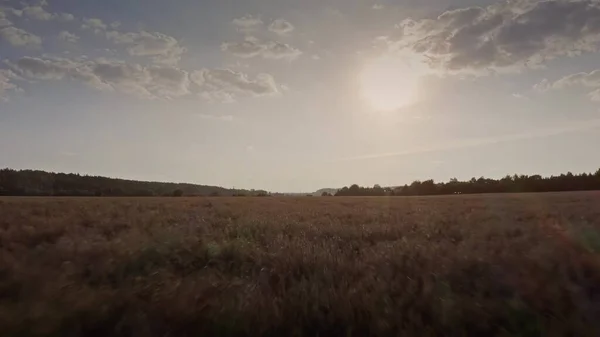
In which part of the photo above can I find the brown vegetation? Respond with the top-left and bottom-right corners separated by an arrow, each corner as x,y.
1,193 -> 600,336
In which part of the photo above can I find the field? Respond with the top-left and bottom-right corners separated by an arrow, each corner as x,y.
1,193 -> 600,336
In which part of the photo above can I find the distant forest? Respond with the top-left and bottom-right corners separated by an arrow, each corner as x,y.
0,169 -> 268,197
334,168 -> 600,196
3,168 -> 600,198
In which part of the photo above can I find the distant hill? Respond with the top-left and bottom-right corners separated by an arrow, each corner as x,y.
0,169 -> 269,197
313,188 -> 339,196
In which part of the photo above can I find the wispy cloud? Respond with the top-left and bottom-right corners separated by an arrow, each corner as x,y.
232,15 -> 263,32
105,30 -> 186,65
222,36 -> 302,61
536,69 -> 600,102
0,26 -> 41,47
511,93 -> 528,99
336,119 -> 600,161
81,17 -> 107,30
268,19 -> 294,36
58,31 -> 79,43
0,69 -> 21,101
7,56 -> 280,102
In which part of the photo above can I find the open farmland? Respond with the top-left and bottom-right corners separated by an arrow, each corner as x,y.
1,193 -> 600,336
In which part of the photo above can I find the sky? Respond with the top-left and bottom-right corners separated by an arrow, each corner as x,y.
1,0 -> 600,192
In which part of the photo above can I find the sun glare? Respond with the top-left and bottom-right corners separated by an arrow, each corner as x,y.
359,54 -> 426,111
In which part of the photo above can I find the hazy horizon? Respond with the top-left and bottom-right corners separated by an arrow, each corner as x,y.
2,0 -> 600,192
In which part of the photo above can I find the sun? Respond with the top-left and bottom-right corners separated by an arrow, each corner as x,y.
359,54 -> 426,111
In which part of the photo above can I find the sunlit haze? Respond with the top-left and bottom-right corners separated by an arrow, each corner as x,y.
2,0 -> 600,192
359,54 -> 426,111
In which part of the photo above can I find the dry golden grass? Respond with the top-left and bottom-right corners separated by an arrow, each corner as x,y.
1,193 -> 600,336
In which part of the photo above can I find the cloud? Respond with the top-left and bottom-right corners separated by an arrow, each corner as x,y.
146,65 -> 191,97
20,4 -> 73,21
22,5 -> 52,20
0,9 -> 12,27
0,26 -> 41,47
222,36 -> 302,61
551,70 -> 600,89
536,69 -> 600,101
533,78 -> 551,92
372,4 -> 384,10
105,30 -> 186,65
268,19 -> 294,35
262,41 -> 302,60
7,7 -> 22,17
6,56 -> 279,101
191,68 -> 279,101
232,15 -> 263,32
59,13 -> 74,21
221,38 -> 263,57
8,57 -> 160,98
9,56 -> 81,80
588,88 -> 600,101
82,18 -> 107,31
78,62 -> 189,98
14,6 -> 183,64
89,62 -> 154,98
58,31 -> 79,43
0,69 -> 20,101
394,0 -> 600,73
104,30 -> 136,44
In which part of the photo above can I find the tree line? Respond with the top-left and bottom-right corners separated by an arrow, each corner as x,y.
3,168 -> 600,198
335,169 -> 600,196
0,169 -> 269,197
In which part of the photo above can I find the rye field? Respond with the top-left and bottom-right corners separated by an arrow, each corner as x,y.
1,192 -> 600,336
